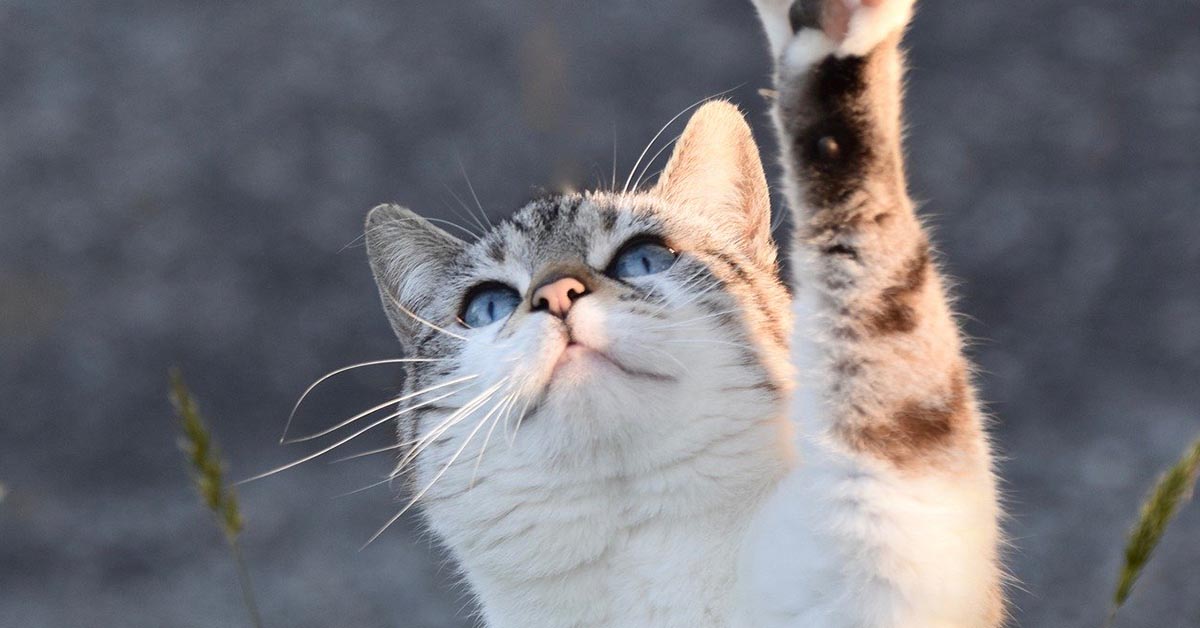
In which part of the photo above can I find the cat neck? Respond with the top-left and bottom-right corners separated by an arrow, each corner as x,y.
429,409 -> 792,628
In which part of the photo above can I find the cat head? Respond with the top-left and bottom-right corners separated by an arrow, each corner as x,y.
365,102 -> 791,513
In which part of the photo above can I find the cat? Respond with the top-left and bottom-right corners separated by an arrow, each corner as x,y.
365,102 -> 795,626
362,0 -> 1003,626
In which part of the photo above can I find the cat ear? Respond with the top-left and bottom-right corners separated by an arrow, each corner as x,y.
365,203 -> 465,350
652,100 -> 775,267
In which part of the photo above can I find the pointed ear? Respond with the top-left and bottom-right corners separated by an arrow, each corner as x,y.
652,100 -> 775,267
365,204 -> 465,350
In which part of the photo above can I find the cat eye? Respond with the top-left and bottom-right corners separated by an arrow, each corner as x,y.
608,237 -> 677,279
460,283 -> 522,328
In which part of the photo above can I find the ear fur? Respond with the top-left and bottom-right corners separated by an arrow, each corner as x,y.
365,203 -> 464,350
652,100 -> 775,267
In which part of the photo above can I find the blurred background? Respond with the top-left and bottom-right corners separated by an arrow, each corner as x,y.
2,0 -> 1198,626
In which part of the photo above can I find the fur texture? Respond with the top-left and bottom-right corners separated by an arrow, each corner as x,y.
363,0 -> 1003,625
737,0 -> 1004,626
367,103 -> 795,627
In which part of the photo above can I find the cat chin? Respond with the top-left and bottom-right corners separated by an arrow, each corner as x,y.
550,343 -> 609,378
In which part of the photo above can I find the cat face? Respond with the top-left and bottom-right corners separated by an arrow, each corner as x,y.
365,102 -> 792,514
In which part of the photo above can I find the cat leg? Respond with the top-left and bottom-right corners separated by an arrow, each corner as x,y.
736,1 -> 1005,626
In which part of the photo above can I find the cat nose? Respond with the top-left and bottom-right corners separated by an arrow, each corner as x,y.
531,276 -> 589,318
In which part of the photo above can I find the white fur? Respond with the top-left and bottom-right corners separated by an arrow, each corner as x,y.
733,284 -> 1000,627
839,0 -> 914,57
782,29 -> 837,79
378,2 -> 1002,624
733,1 -> 1003,626
753,0 -> 915,63
751,0 -> 802,59
411,240 -> 791,627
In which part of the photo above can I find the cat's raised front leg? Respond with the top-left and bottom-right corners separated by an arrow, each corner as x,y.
737,1 -> 1005,626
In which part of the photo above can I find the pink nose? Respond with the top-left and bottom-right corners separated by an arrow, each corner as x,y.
531,277 -> 588,318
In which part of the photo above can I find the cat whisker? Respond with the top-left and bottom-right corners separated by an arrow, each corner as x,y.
326,385 -> 477,465
507,394 -> 537,446
644,308 -> 741,332
281,358 -> 447,443
630,132 -> 682,193
622,88 -> 738,195
238,382 -> 476,485
641,344 -> 690,376
657,338 -> 748,353
456,154 -> 493,229
365,217 -> 479,242
363,385 -> 511,549
334,473 -> 399,499
393,379 -> 509,475
337,231 -> 369,254
468,393 -> 519,490
336,471 -> 401,498
657,276 -> 724,314
769,199 -> 787,236
662,338 -> 754,351
337,383 -> 495,499
436,197 -> 485,239
611,120 -> 619,193
646,277 -> 722,318
405,213 -> 480,240
499,387 -> 521,441
331,443 -> 403,465
637,266 -> 706,310
659,267 -> 713,302
286,374 -> 478,444
386,293 -> 469,341
442,184 -> 489,235
638,265 -> 710,314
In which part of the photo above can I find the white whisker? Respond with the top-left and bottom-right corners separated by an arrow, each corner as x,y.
327,384 -> 477,465
386,293 -> 469,341
393,379 -> 509,475
645,308 -> 741,332
468,393 -> 517,490
611,121 -> 619,192
238,382 -> 475,485
662,338 -> 753,351
331,443 -> 402,464
631,132 -> 682,192
652,277 -> 723,316
456,155 -> 493,229
362,385 -> 510,549
281,358 -> 447,443
642,344 -> 690,375
507,395 -> 536,446
364,218 -> 479,242
286,374 -> 478,444
620,86 -> 742,195
442,184 -> 489,235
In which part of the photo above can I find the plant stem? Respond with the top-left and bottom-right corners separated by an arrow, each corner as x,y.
228,535 -> 265,628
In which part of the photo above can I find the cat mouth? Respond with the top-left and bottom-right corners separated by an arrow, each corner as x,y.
551,339 -> 674,382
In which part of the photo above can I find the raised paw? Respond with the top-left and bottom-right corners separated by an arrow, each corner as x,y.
752,0 -> 915,61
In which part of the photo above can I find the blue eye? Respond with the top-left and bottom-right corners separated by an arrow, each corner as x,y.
610,239 -> 677,279
461,284 -> 522,328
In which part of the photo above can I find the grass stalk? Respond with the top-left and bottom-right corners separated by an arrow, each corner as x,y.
1105,435 -> 1200,627
169,368 -> 265,628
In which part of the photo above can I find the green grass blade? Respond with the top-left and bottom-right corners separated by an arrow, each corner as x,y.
1108,435 -> 1200,624
169,368 -> 263,628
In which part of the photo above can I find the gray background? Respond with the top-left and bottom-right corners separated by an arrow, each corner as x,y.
2,1 -> 1199,626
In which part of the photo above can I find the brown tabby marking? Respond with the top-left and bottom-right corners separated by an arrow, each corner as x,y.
866,243 -> 929,335
839,365 -> 968,468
